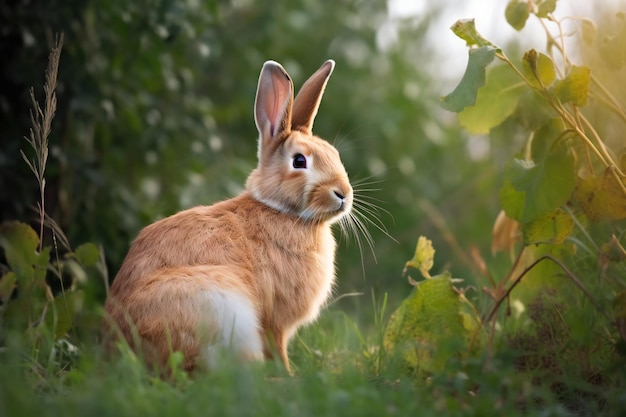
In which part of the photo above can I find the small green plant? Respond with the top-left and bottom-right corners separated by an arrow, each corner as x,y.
0,35 -> 103,379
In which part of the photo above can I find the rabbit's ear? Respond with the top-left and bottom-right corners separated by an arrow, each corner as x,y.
255,61 -> 293,149
291,60 -> 335,135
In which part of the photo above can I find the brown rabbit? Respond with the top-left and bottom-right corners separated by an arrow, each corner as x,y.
103,59 -> 352,374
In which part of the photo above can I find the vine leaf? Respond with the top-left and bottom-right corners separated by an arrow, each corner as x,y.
552,65 -> 591,106
441,46 -> 497,112
506,119 -> 576,223
522,49 -> 557,89
574,169 -> 626,221
458,65 -> 524,134
506,0 -> 530,30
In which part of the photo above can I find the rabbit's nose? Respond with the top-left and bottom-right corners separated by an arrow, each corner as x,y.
333,190 -> 345,200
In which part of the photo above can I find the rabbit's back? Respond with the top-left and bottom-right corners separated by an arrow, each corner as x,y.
104,192 -> 336,371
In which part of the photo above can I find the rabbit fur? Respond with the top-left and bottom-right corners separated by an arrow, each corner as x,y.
103,59 -> 352,374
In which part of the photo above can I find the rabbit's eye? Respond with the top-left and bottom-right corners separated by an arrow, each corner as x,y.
292,153 -> 307,169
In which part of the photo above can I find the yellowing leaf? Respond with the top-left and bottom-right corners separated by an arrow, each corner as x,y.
458,64 -> 524,134
491,210 -> 520,255
552,65 -> 591,106
522,49 -> 557,89
535,0 -> 557,18
0,272 -> 17,305
522,208 -> 574,245
506,0 -> 530,31
575,170 -> 626,221
404,236 -> 435,279
449,19 -> 498,49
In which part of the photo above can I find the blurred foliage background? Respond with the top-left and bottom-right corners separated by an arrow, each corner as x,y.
1,0 -> 623,325
1,0 -> 500,316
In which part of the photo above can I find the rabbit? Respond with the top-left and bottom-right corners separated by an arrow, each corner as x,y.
103,59 -> 353,374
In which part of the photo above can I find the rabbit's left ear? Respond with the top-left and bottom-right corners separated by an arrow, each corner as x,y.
291,60 -> 335,135
255,61 -> 294,144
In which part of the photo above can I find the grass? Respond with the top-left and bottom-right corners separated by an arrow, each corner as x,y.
3,307 -> 619,417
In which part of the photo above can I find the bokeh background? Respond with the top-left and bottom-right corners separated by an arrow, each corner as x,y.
1,0 -> 624,323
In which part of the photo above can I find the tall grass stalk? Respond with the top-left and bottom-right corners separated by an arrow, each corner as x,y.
20,34 -> 63,251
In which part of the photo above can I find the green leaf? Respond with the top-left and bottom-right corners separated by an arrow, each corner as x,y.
0,272 -> 17,305
458,65 -> 524,134
404,236 -> 435,279
552,65 -> 590,106
0,222 -> 39,281
45,290 -> 85,338
509,146 -> 576,223
506,0 -> 530,30
504,119 -> 576,222
441,46 -> 497,112
530,118 -> 564,161
73,243 -> 100,266
522,49 -> 557,89
384,273 -> 481,373
522,208 -> 574,245
536,0 -> 557,18
450,19 -> 499,48
500,178 -> 525,222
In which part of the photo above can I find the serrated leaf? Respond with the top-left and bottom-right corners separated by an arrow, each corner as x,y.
441,46 -> 497,112
574,170 -> 626,221
536,0 -> 557,18
522,208 -> 574,245
384,273 -> 481,373
458,64 -> 524,134
506,0 -> 530,31
45,290 -> 85,338
404,236 -> 435,279
522,49 -> 556,89
0,221 -> 40,281
552,65 -> 590,106
450,19 -> 499,48
73,242 -> 100,266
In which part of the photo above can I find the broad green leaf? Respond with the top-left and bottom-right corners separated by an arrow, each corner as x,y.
73,242 -> 100,266
441,46 -> 497,112
530,118 -> 564,161
522,49 -> 556,89
536,0 -> 557,18
458,64 -> 524,134
45,290 -> 85,338
0,272 -> 17,305
384,273 -> 481,373
404,236 -> 435,279
506,0 -> 530,31
449,19 -> 498,49
500,177 -> 525,221
574,170 -> 626,221
522,208 -> 574,244
552,65 -> 590,106
0,222 -> 46,285
509,135 -> 576,222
